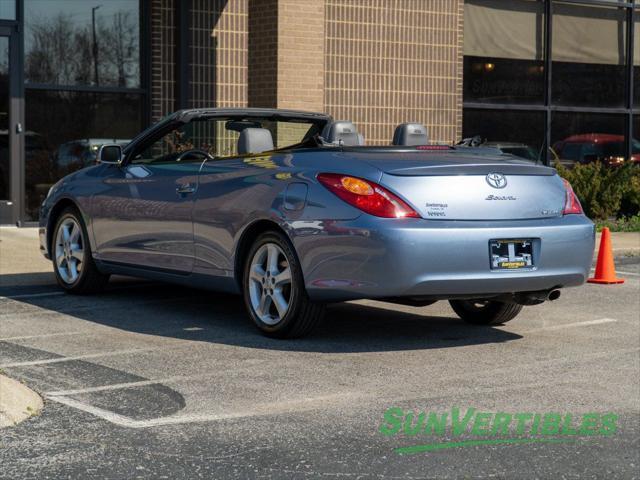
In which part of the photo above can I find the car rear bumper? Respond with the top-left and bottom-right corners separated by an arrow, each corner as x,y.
293,215 -> 595,302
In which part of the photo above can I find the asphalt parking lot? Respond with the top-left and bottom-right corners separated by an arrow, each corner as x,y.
1,229 -> 639,479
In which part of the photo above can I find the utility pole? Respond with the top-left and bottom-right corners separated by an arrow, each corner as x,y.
92,5 -> 102,86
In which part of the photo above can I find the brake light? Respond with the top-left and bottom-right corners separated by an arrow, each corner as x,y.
415,145 -> 452,151
562,178 -> 583,215
317,173 -> 420,218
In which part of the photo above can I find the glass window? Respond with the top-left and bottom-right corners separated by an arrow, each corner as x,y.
634,16 -> 639,107
462,109 -> 546,162
634,115 -> 640,162
131,121 -> 234,165
551,113 -> 626,168
0,36 -> 9,200
464,0 -> 545,104
24,90 -> 143,219
0,0 -> 16,20
552,3 -> 627,107
131,119 -> 318,165
24,0 -> 140,87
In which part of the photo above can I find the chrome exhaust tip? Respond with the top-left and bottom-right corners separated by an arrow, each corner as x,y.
548,289 -> 561,301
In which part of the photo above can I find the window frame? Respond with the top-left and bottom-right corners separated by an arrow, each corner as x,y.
124,113 -> 328,167
463,0 -> 639,164
22,0 -> 150,127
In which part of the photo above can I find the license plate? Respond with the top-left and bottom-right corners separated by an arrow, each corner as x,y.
490,239 -> 534,270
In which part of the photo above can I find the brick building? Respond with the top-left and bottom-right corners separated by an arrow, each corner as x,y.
0,0 -> 638,223
148,0 -> 463,145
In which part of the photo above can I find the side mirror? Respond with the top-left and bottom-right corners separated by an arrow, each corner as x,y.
97,144 -> 123,165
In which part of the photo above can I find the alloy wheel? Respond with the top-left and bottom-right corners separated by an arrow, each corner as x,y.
248,243 -> 292,325
54,217 -> 85,285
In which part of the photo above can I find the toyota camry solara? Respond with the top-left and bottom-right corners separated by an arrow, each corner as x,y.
39,108 -> 595,338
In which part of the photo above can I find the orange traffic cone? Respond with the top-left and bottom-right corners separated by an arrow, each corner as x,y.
588,227 -> 624,284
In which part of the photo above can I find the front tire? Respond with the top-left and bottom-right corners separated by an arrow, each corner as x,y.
449,299 -> 523,325
243,231 -> 324,338
52,207 -> 109,294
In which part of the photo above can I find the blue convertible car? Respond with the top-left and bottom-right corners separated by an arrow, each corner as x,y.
39,108 -> 595,338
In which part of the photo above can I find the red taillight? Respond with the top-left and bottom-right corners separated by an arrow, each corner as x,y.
317,173 -> 420,218
562,178 -> 583,215
415,145 -> 452,151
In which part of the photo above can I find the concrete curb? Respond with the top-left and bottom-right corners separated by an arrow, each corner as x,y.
0,374 -> 43,428
597,232 -> 640,259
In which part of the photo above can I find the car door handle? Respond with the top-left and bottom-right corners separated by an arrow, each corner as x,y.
176,183 -> 196,195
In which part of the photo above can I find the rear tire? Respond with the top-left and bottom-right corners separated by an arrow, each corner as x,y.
52,207 -> 110,294
449,299 -> 523,326
243,231 -> 325,338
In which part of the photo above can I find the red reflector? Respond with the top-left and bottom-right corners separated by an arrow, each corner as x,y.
317,173 -> 420,219
561,178 -> 583,215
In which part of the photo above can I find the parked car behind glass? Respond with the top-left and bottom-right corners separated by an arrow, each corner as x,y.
553,134 -> 640,168
54,138 -> 131,172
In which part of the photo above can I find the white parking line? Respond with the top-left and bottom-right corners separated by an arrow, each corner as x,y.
0,295 -> 197,318
1,291 -> 66,300
0,348 -> 157,368
615,270 -> 640,277
0,282 -> 158,301
529,317 -> 618,332
46,375 -> 209,397
47,392 -> 360,429
0,331 -> 84,341
589,267 -> 640,277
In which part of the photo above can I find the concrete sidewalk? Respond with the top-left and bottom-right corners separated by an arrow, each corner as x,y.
1,227 -> 52,286
0,375 -> 43,428
596,231 -> 640,257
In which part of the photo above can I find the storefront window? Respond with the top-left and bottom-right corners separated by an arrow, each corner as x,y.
24,0 -> 140,87
634,15 -> 639,107
550,113 -> 626,167
464,0 -> 545,104
0,0 -> 16,20
22,0 -> 142,220
462,109 -> 545,161
1,37 -> 9,200
24,90 -> 142,219
552,3 -> 627,107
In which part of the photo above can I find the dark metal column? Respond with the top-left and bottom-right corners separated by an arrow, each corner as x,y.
3,0 -> 25,224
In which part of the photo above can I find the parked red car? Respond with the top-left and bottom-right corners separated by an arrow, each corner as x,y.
553,134 -> 640,167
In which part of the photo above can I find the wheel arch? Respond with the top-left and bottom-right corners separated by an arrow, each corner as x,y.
233,219 -> 292,291
47,197 -> 85,254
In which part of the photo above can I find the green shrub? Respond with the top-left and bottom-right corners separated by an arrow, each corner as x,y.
554,162 -> 640,220
595,215 -> 640,232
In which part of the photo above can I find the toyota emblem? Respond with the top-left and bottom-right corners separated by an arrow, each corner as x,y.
486,173 -> 507,189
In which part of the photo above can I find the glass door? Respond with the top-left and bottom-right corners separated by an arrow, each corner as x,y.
0,33 -> 10,222
0,24 -> 21,225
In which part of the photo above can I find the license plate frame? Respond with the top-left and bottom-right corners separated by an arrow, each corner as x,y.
490,239 -> 534,270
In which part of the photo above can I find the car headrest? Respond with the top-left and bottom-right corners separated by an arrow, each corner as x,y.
392,123 -> 428,146
238,128 -> 274,155
321,121 -> 364,146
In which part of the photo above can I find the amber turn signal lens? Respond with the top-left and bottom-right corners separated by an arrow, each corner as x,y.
340,176 -> 374,196
317,173 -> 420,219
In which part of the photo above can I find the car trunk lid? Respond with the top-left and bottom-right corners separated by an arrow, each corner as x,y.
357,151 -> 564,221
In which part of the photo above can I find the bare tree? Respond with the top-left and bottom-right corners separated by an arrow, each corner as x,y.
25,9 -> 139,87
